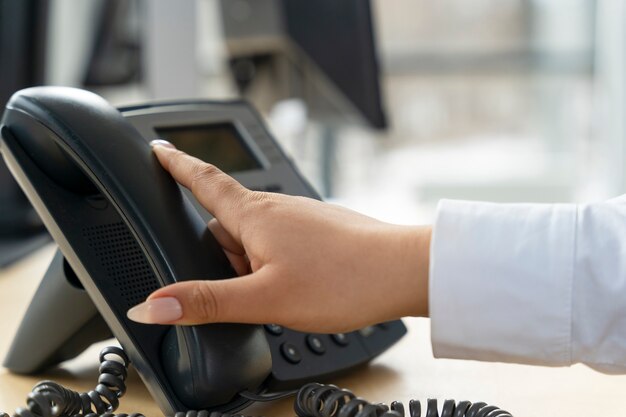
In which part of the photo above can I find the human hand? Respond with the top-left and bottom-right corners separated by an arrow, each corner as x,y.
127,141 -> 431,333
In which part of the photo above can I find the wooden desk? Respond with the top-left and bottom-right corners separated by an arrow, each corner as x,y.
2,245 -> 626,416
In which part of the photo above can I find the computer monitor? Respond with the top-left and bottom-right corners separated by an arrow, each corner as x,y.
281,0 -> 386,129
0,0 -> 51,266
221,0 -> 387,129
0,0 -> 48,106
82,0 -> 142,87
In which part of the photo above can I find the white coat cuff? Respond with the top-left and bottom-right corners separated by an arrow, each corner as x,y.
429,199 -> 577,366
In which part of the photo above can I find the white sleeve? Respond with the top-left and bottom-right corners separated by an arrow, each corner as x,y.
429,197 -> 626,372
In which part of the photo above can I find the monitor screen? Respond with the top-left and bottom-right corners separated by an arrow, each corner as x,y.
155,123 -> 262,173
281,0 -> 387,129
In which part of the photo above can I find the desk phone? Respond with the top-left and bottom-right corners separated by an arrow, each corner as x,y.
0,87 -> 511,417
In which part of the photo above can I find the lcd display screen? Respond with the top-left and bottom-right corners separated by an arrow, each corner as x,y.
155,123 -> 262,173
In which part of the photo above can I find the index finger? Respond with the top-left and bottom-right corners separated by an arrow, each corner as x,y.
151,141 -> 248,231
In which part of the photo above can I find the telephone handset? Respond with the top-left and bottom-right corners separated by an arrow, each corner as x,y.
0,87 -> 270,412
1,88 -> 511,417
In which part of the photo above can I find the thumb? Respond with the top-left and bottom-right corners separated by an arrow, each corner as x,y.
127,269 -> 276,325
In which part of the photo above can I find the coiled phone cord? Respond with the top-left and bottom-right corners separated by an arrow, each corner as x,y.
2,346 -> 513,417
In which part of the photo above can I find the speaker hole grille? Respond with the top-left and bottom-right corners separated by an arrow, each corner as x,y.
83,222 -> 160,308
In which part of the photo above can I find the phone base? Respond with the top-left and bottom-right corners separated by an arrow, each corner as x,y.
3,248 -> 112,374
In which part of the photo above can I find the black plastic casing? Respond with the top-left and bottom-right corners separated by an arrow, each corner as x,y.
0,87 -> 271,413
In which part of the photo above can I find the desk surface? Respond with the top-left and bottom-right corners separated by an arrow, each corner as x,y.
2,245 -> 626,416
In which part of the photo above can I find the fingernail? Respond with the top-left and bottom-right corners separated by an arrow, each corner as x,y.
127,297 -> 183,324
150,139 -> 176,149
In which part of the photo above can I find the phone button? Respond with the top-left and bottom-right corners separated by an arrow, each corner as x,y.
280,342 -> 302,364
331,333 -> 350,346
306,334 -> 326,355
264,324 -> 284,335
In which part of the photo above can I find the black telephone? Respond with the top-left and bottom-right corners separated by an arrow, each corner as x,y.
0,87 -> 405,413
0,87 -> 511,417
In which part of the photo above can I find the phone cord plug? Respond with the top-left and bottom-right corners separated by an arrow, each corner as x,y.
6,346 -> 143,417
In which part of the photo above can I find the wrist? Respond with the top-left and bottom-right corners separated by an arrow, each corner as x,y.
415,225 -> 431,317
398,225 -> 431,318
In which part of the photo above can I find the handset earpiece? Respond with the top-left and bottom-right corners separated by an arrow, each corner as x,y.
2,117 -> 98,194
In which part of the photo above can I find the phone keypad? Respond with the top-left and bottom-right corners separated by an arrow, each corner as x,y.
264,324 -> 284,335
280,342 -> 302,364
306,334 -> 326,355
331,333 -> 350,346
262,321 -> 406,390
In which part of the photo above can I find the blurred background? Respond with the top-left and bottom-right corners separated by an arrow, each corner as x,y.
1,0 -> 623,264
